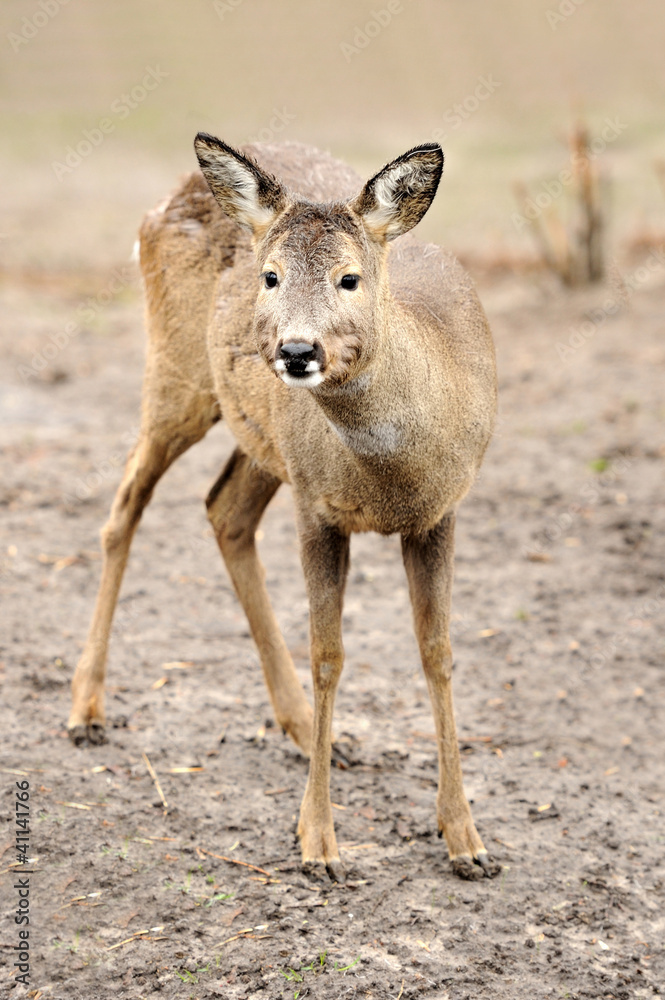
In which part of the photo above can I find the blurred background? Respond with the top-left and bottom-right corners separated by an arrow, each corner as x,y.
2,0 -> 665,272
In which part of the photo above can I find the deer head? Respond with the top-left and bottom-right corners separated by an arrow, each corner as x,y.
194,133 -> 443,390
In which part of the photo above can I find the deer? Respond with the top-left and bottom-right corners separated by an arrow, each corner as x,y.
68,134 -> 499,882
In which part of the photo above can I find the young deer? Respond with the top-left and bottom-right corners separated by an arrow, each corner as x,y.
68,135 -> 498,881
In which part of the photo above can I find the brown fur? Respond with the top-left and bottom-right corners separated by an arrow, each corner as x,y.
68,138 -> 498,881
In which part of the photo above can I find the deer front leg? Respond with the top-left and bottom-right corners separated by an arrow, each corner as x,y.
402,514 -> 500,880
296,513 -> 350,882
207,449 -> 313,757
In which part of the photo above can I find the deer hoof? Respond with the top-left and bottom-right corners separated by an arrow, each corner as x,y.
325,859 -> 346,884
302,858 -> 346,884
68,724 -> 88,747
451,852 -> 500,881
88,720 -> 107,744
68,721 -> 107,746
475,850 -> 501,878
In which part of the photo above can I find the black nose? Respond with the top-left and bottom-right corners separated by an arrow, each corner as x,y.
279,341 -> 319,374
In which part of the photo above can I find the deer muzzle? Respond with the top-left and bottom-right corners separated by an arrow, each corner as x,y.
274,341 -> 325,387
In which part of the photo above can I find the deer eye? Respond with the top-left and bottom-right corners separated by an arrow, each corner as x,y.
263,271 -> 278,289
340,274 -> 359,291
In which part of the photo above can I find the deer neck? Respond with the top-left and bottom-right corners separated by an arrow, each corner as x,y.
313,302 -> 418,461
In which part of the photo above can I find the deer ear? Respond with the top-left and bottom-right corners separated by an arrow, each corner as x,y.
350,143 -> 443,242
194,132 -> 286,236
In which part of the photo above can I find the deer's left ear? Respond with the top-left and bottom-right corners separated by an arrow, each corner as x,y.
350,143 -> 443,242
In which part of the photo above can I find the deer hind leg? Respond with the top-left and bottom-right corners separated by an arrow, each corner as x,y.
68,354 -> 219,745
401,514 -> 500,880
206,448 -> 314,757
69,174 -> 236,745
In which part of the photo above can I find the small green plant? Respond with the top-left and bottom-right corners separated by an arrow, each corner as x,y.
589,457 -> 609,473
334,956 -> 360,972
176,969 -> 198,983
280,968 -> 303,983
116,837 -> 130,859
280,951 -> 360,987
205,892 -> 234,907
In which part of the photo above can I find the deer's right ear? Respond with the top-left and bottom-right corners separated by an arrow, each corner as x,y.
194,133 -> 287,236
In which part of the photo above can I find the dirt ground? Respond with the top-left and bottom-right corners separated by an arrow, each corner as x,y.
1,228 -> 664,999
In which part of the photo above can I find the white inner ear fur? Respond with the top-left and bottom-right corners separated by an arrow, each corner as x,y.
208,155 -> 275,230
365,161 -> 427,239
363,160 -> 420,237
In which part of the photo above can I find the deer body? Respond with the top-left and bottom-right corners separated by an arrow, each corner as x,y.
69,138 -> 498,881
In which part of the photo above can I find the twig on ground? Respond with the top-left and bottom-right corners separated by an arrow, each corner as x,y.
142,752 -> 168,813
196,847 -> 272,876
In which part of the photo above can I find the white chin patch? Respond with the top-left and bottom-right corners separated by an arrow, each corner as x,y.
280,370 -> 324,389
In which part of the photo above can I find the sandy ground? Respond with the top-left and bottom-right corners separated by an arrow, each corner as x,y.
1,232 -> 664,998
